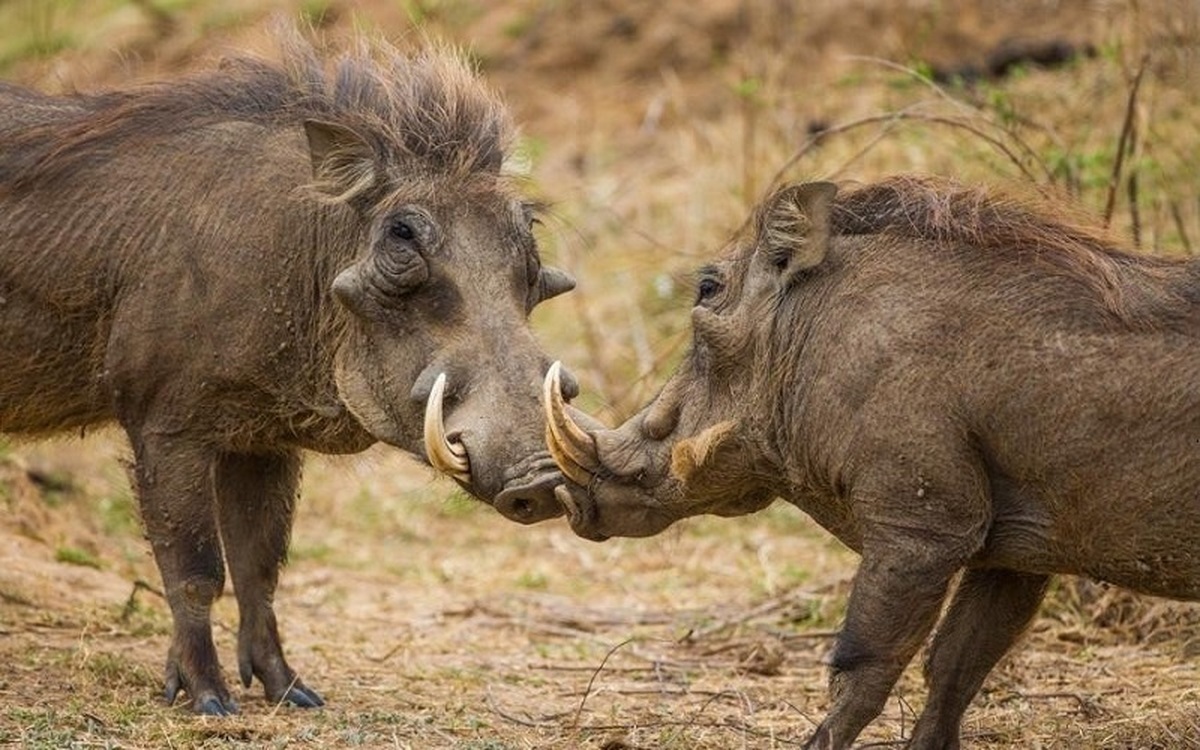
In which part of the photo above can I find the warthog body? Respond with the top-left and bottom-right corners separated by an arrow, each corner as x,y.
1,31 -> 572,714
546,175 -> 1200,749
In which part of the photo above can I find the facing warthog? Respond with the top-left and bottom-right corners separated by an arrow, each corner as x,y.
546,175 -> 1200,749
0,30 -> 574,714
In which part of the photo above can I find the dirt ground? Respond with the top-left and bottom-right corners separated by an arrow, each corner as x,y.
6,436 -> 1200,749
2,1 -> 1200,748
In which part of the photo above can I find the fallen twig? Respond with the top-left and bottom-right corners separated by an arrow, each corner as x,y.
486,686 -> 574,727
574,637 -> 639,727
119,579 -> 164,622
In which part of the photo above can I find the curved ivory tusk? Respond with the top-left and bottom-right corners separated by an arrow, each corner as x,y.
554,484 -> 581,522
542,362 -> 602,486
424,372 -> 470,481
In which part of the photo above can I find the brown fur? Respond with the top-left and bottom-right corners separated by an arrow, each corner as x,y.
826,175 -> 1196,330
6,32 -> 510,193
1,28 -> 572,715
554,175 -> 1200,749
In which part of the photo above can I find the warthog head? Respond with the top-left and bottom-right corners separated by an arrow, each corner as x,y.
543,183 -> 837,539
307,52 -> 576,523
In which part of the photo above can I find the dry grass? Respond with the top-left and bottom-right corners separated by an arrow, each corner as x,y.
2,1 -> 1200,748
6,444 -> 1200,749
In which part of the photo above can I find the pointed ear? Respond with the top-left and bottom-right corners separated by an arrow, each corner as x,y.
762,181 -> 837,285
536,267 -> 576,303
303,119 -> 379,204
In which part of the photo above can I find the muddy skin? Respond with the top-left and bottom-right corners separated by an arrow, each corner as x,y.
547,175 -> 1200,749
0,29 -> 575,714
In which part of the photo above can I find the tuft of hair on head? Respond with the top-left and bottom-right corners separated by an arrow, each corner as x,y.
274,22 -> 515,203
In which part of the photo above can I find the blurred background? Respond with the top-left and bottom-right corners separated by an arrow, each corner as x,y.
1,1 -> 1198,748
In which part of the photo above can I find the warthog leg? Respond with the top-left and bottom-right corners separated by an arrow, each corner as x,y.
215,451 -> 324,709
128,431 -> 235,715
909,569 -> 1049,748
805,552 -> 960,750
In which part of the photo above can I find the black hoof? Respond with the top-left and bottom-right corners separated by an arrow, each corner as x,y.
196,696 -> 239,716
280,682 -> 324,709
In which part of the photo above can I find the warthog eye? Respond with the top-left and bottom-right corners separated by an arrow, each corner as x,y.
390,219 -> 416,241
696,276 -> 722,304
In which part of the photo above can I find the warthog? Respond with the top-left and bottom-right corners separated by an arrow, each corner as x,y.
1,30 -> 574,714
545,175 -> 1200,749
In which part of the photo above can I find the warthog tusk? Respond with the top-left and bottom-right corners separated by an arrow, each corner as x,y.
423,372 -> 470,481
554,484 -> 581,521
542,361 -> 601,487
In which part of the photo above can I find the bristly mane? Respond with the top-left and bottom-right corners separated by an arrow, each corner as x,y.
827,174 -> 1197,330
5,26 -> 513,191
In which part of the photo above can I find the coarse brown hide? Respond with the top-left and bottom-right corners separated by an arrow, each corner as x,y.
547,175 -> 1200,749
0,29 -> 576,715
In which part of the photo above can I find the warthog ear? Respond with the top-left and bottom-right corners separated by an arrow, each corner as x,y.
763,181 -> 837,285
304,119 -> 379,205
536,267 -> 576,303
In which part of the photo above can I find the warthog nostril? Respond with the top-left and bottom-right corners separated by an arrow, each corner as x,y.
509,496 -> 534,519
494,479 -> 565,525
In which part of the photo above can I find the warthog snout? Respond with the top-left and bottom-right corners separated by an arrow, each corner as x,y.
417,367 -> 571,520
494,475 -> 565,524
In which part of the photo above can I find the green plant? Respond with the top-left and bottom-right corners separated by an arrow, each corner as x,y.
515,570 -> 548,590
54,546 -> 101,569
97,491 -> 138,536
299,0 -> 334,27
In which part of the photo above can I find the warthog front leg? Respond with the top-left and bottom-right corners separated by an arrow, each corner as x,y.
908,568 -> 1050,749
215,451 -> 323,709
127,431 -> 234,715
804,551 -> 959,750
